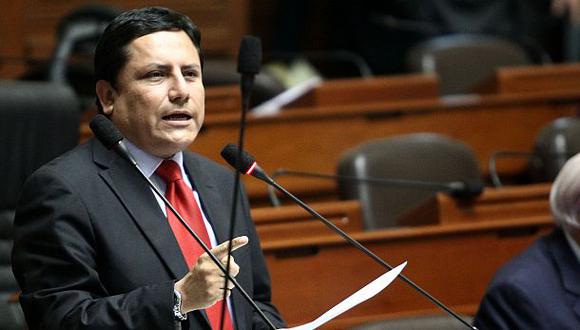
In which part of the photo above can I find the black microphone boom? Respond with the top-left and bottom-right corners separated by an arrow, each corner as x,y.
221,143 -> 477,330
90,115 -> 277,330
220,35 -> 264,330
266,169 -> 484,206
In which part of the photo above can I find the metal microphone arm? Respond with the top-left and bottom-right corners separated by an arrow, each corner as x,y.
222,35 -> 265,330
267,169 -> 287,207
129,152 -> 277,330
257,169 -> 477,330
266,168 -> 470,207
90,114 -> 277,330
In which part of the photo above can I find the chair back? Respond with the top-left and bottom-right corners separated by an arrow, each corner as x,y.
338,133 -> 482,229
46,5 -> 120,110
406,34 -> 542,95
531,117 -> 580,181
0,80 -> 80,329
0,81 -> 80,211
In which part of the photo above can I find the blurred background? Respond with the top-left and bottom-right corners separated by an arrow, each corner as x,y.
2,0 -> 580,108
3,1 -> 580,329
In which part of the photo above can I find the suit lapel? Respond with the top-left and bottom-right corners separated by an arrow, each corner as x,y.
183,154 -> 231,243
549,229 -> 580,320
184,153 -> 250,329
92,139 -> 189,280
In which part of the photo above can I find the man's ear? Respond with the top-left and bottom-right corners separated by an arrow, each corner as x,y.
96,80 -> 116,115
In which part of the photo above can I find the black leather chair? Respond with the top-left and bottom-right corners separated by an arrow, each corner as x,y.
48,5 -> 120,84
406,33 -> 548,95
0,80 -> 80,329
337,133 -> 483,229
489,116 -> 580,187
22,5 -> 120,110
531,117 -> 580,181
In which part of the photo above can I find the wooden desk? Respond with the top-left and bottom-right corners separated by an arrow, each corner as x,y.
263,216 -> 553,328
481,63 -> 580,94
288,74 -> 439,108
80,80 -> 579,203
252,200 -> 363,242
204,85 -> 241,114
399,183 -> 552,226
191,89 -> 578,202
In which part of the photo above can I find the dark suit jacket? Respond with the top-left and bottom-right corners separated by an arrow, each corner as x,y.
474,228 -> 580,329
12,139 -> 284,330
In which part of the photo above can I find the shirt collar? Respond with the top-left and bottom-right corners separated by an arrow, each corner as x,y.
123,139 -> 185,179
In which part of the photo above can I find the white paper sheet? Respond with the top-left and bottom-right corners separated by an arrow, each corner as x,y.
280,261 -> 407,330
251,76 -> 323,116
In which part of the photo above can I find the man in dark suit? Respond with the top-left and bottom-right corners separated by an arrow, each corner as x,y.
473,153 -> 580,329
12,7 -> 284,330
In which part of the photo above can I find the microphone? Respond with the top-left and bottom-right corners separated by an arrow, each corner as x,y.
237,35 -> 262,110
89,115 -> 137,166
221,143 -> 477,330
266,169 -> 484,207
219,35 -> 264,329
89,115 -> 277,330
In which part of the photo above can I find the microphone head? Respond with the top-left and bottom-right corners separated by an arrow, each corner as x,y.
220,143 -> 256,174
89,114 -> 123,149
449,180 -> 484,199
237,35 -> 262,75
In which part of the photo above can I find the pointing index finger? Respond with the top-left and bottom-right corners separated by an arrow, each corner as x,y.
211,236 -> 249,258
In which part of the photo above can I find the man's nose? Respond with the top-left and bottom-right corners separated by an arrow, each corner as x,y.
169,75 -> 190,104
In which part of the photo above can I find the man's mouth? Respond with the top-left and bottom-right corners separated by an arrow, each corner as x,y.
162,113 -> 192,121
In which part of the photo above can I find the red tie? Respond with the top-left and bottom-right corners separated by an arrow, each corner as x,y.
156,159 -> 234,330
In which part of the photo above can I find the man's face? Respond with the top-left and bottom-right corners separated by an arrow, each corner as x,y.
102,30 -> 204,158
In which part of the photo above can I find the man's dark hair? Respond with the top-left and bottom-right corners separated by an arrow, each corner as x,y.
94,6 -> 203,113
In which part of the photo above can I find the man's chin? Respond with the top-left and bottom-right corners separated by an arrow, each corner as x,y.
156,138 -> 195,158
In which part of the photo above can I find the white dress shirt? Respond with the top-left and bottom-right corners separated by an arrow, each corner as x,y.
123,140 -> 234,318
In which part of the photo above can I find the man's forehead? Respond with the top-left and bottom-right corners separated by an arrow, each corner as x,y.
125,30 -> 199,62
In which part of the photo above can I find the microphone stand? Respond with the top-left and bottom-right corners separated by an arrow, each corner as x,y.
90,115 -> 277,330
128,153 -> 277,330
267,168 -> 468,207
257,172 -> 477,330
221,35 -> 263,329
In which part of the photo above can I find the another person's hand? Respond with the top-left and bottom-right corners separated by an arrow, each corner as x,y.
174,236 -> 249,313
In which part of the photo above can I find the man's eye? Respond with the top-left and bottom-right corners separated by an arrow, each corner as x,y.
183,70 -> 199,79
145,71 -> 165,80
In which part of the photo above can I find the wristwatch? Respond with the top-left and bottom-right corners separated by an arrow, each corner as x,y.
173,289 -> 188,321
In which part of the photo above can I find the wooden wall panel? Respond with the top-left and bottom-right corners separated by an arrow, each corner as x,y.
0,0 -> 249,79
0,1 -> 27,78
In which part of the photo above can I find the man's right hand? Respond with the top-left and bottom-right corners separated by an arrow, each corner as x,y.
174,236 -> 249,313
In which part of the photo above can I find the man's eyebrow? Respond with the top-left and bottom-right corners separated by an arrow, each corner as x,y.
142,63 -> 170,70
182,64 -> 201,70
139,63 -> 201,72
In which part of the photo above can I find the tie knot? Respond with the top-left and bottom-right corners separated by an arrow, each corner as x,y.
155,160 -> 182,183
